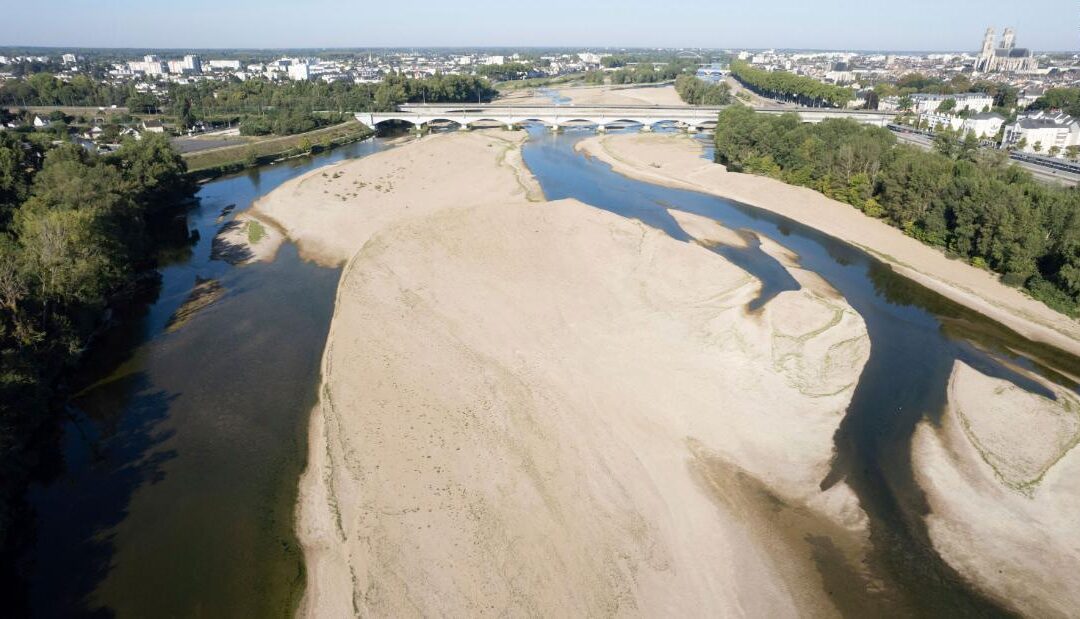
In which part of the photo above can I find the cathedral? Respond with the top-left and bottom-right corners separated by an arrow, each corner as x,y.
976,27 -> 1039,73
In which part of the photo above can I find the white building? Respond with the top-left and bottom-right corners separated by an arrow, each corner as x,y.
287,62 -> 311,81
128,55 -> 168,76
910,92 -> 994,114
207,59 -> 241,71
1002,111 -> 1080,155
919,112 -> 965,132
62,53 -> 76,65
962,112 -> 1005,139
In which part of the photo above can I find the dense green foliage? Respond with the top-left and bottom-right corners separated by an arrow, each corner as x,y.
1029,88 -> 1080,117
0,73 -> 131,107
729,60 -> 852,108
474,62 -> 533,82
674,75 -> 731,105
0,132 -> 194,558
714,106 -> 1080,314
2,73 -> 498,134
872,73 -> 1018,112
608,59 -> 697,85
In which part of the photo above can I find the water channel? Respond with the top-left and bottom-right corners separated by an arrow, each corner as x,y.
14,127 -> 1080,617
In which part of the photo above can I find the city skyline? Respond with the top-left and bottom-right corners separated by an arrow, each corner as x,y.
1,0 -> 1075,52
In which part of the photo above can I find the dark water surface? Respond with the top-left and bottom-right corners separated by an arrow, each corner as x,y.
16,139 -> 384,618
14,127 -> 1080,617
522,127 -> 1080,616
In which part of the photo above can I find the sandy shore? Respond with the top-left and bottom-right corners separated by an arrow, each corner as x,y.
267,131 -> 882,616
576,132 -> 1080,357
250,130 -> 539,265
499,84 -> 685,107
914,361 -> 1080,617
579,131 -> 1080,616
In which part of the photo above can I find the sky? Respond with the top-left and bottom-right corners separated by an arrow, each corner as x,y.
2,0 -> 1076,51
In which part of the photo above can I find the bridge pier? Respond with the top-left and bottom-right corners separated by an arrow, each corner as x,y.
640,124 -> 652,133
549,124 -> 561,133
596,125 -> 607,133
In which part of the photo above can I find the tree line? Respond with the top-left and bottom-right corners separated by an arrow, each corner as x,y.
2,72 -> 500,136
729,60 -> 852,108
0,131 -> 194,565
713,106 -> 1080,315
674,75 -> 731,105
1028,88 -> 1080,118
608,59 -> 698,85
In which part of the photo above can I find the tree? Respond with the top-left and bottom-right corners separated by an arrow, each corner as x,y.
1049,145 -> 1062,158
897,96 -> 914,112
938,98 -> 957,112
1065,145 -> 1079,161
1033,141 -> 1043,153
960,131 -> 980,161
109,132 -> 194,218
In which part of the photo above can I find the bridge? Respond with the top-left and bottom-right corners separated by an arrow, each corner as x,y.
356,103 -> 895,132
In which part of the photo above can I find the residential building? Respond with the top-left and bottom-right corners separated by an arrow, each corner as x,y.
207,59 -> 241,71
1002,111 -> 1080,155
287,62 -> 311,81
962,112 -> 1005,138
910,92 -> 994,114
919,112 -> 964,132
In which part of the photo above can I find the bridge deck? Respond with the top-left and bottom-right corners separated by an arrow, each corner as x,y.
358,104 -> 894,130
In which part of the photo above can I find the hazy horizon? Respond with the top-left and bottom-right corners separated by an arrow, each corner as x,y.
2,0 -> 1075,52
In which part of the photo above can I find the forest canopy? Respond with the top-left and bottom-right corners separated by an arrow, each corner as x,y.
713,106 -> 1080,315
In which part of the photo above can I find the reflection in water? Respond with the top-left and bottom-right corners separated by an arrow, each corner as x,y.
15,126 -> 1080,617
523,128 -> 1077,616
17,139 -> 385,618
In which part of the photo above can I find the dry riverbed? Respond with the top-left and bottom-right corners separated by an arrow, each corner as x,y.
242,129 -> 884,616
577,130 -> 1080,616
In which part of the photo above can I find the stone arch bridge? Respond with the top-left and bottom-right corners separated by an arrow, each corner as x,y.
357,103 -> 893,132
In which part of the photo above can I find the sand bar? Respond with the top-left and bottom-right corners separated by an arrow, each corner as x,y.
268,131 -> 876,616
576,132 -> 1080,357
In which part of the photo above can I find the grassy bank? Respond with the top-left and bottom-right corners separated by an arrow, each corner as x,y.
184,119 -> 373,178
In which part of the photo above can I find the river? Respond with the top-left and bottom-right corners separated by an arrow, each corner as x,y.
14,127 -> 1080,616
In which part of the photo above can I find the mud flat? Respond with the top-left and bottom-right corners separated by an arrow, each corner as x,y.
576,132 -> 1080,357
264,131 -> 877,616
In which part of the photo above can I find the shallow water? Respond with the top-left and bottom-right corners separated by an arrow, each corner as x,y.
13,127 -> 1079,616
523,127 -> 1079,616
15,139 -> 385,618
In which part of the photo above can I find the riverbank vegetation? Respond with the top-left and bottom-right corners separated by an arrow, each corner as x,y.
713,106 -> 1080,315
183,119 -> 373,176
2,73 -> 498,135
674,75 -> 731,105
0,131 -> 194,567
729,60 -> 852,108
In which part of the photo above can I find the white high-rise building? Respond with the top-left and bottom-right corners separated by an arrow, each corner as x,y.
287,62 -> 311,81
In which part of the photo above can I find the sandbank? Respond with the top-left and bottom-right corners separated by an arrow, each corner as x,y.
277,131 -> 875,616
576,132 -> 1080,357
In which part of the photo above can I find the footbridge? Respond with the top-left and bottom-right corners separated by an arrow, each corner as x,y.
356,103 -> 894,132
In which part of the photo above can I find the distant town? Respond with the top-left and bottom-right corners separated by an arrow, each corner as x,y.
3,26 -> 1080,160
